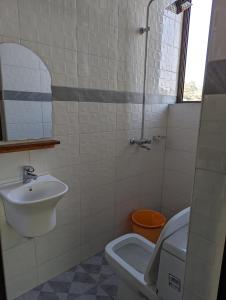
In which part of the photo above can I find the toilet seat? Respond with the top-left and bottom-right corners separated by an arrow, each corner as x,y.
105,207 -> 191,300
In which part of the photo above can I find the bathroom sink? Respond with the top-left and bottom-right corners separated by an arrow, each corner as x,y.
0,175 -> 68,237
3,177 -> 68,204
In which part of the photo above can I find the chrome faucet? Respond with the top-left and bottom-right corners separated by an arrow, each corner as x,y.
23,166 -> 38,184
129,138 -> 152,150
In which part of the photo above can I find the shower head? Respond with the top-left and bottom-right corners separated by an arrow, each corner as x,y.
166,0 -> 192,14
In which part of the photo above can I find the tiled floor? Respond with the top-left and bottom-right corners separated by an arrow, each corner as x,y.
16,253 -> 118,300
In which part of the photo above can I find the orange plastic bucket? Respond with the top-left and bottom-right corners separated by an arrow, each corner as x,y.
131,209 -> 166,243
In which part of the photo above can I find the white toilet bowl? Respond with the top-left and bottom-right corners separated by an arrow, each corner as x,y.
105,207 -> 190,300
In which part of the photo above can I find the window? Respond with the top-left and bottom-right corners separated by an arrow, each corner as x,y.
177,0 -> 213,102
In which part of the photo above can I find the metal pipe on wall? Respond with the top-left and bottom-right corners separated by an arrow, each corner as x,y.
130,0 -> 192,150
141,0 -> 155,139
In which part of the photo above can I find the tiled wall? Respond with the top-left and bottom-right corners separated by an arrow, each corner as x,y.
162,103 -> 201,218
183,0 -> 226,299
0,0 -> 182,94
0,0 -> 183,299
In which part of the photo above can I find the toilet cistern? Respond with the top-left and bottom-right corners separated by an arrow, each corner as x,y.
23,165 -> 38,184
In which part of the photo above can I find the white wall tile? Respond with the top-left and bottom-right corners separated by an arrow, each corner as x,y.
162,170 -> 194,218
80,158 -> 115,189
0,218 -> 28,251
140,148 -> 165,173
145,104 -> 169,128
168,103 -> 201,129
202,95 -> 226,121
165,149 -> 196,175
188,232 -> 224,265
116,152 -> 143,180
30,135 -> 80,171
140,169 -> 163,209
3,240 -> 36,280
166,127 -> 199,153
163,103 -> 201,218
192,169 -> 226,223
79,103 -> 116,133
37,246 -> 80,285
115,198 -> 139,235
116,110 -> 142,131
207,1 -> 224,57
6,267 -> 38,300
116,175 -> 141,206
183,289 -> 203,300
189,211 -> 226,244
80,230 -> 114,262
80,132 -> 116,163
35,223 -> 80,265
184,251 -> 222,300
0,151 -> 29,183
197,114 -> 226,172
81,183 -> 115,218
81,208 -> 114,245
0,0 -> 20,37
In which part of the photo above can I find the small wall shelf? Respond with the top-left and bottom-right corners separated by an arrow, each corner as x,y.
0,139 -> 60,154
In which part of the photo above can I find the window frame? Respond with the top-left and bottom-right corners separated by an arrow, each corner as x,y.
176,0 -> 202,103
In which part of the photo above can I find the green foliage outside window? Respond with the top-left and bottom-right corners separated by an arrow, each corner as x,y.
184,81 -> 202,101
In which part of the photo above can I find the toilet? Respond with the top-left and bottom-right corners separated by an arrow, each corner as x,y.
105,207 -> 190,300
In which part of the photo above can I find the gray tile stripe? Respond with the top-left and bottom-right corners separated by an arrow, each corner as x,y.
1,87 -> 176,104
52,86 -> 143,103
52,86 -> 176,104
204,60 -> 226,95
3,90 -> 52,102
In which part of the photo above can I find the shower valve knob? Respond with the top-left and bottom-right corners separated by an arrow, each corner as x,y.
129,138 -> 152,146
153,135 -> 166,143
139,26 -> 150,34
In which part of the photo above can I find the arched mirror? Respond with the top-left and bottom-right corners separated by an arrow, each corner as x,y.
0,43 -> 53,141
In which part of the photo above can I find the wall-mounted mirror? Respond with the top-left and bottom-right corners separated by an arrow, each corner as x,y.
0,43 -> 53,141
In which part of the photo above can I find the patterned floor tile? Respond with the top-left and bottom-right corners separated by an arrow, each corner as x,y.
69,282 -> 97,295
73,272 -> 96,284
48,281 -> 71,293
16,291 -> 40,300
51,271 -> 75,283
100,284 -> 118,298
56,293 -> 68,300
16,253 -> 118,300
76,296 -> 97,300
67,294 -> 81,299
37,292 -> 60,300
80,264 -> 102,274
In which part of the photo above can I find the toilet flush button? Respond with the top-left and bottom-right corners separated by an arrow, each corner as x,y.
168,273 -> 181,292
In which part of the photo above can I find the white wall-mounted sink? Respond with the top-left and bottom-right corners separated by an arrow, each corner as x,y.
0,175 -> 68,237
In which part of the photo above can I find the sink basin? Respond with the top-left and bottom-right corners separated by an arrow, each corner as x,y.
0,175 -> 68,237
6,180 -> 67,204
